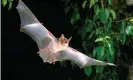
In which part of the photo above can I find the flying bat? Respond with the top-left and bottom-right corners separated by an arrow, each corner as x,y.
16,0 -> 115,68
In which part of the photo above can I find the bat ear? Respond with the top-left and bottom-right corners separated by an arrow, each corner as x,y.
67,36 -> 72,44
61,34 -> 65,40
58,34 -> 64,43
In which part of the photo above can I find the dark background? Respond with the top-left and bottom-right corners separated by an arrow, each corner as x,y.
2,0 -> 86,80
2,0 -> 133,80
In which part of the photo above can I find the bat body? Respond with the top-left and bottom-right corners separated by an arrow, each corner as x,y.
16,0 -> 115,68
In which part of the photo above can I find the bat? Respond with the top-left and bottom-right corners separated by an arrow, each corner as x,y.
16,0 -> 115,68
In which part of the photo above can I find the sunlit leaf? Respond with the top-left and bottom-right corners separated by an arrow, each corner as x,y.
105,36 -> 110,39
70,11 -> 80,25
89,0 -> 95,8
126,25 -> 133,35
109,9 -> 116,20
89,0 -> 98,8
84,66 -> 92,77
107,39 -> 114,56
130,18 -> 133,22
96,66 -> 104,73
99,8 -> 109,23
95,37 -> 104,42
82,1 -> 87,9
108,0 -> 112,5
108,44 -> 114,56
2,0 -> 7,6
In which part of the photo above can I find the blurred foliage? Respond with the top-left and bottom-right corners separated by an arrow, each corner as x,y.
2,0 -> 13,10
62,0 -> 133,79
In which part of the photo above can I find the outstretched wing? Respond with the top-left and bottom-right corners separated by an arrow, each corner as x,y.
16,0 -> 56,50
56,47 -> 115,68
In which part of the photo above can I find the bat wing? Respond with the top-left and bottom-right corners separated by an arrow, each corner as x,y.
16,0 -> 56,50
56,47 -> 115,68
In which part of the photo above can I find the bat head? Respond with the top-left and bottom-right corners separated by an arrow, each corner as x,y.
58,34 -> 72,47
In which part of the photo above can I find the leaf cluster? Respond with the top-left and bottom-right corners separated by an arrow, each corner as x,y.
62,0 -> 133,79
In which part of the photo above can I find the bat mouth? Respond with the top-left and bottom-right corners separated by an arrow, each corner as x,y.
61,39 -> 67,43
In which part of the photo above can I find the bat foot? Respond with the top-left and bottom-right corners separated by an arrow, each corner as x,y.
49,61 -> 56,65
50,55 -> 56,65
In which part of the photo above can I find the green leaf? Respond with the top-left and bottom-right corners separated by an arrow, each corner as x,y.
95,37 -> 104,42
106,51 -> 113,62
126,25 -> 133,35
95,46 -> 105,59
70,11 -> 80,25
99,55 -> 105,61
121,34 -> 126,45
94,5 -> 100,16
2,0 -> 7,6
8,0 -> 12,10
99,8 -> 109,23
109,9 -> 116,20
106,39 -> 114,56
120,21 -> 126,32
106,17 -> 112,32
89,0 -> 95,8
96,66 -> 104,73
82,41 -> 89,53
108,44 -> 114,56
86,19 -> 93,32
96,28 -> 104,35
82,1 -> 87,9
112,76 -> 116,80
108,0 -> 112,5
84,66 -> 92,77
87,31 -> 95,40
89,0 -> 98,8
120,21 -> 126,44
93,48 -> 97,57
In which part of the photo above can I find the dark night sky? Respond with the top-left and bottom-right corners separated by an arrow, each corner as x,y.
2,0 -> 85,80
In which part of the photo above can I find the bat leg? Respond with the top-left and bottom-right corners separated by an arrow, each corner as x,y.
48,48 -> 57,65
39,47 -> 56,64
51,54 -> 56,64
